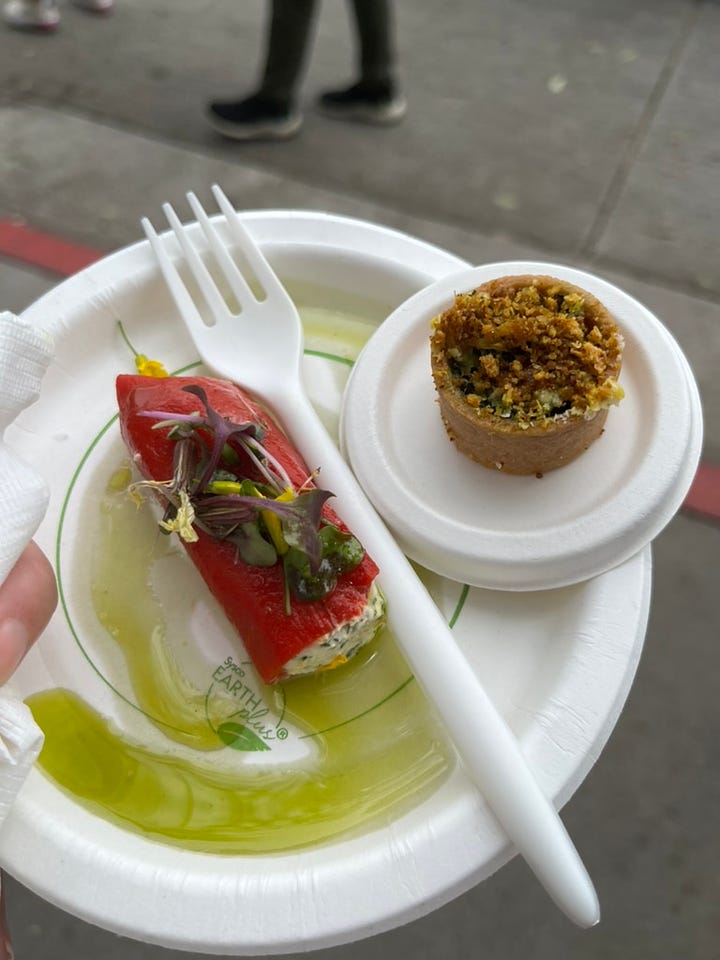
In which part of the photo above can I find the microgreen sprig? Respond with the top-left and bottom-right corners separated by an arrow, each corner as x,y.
129,385 -> 363,605
140,384 -> 294,494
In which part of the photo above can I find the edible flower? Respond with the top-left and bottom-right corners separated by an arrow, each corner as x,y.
135,354 -> 168,378
261,487 -> 295,555
158,489 -> 199,542
117,321 -> 168,378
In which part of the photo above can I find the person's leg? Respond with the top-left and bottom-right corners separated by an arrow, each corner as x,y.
317,0 -> 406,124
208,0 -> 318,141
350,0 -> 395,86
259,0 -> 318,103
3,0 -> 60,31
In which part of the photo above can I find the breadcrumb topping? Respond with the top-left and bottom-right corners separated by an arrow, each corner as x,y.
430,278 -> 624,425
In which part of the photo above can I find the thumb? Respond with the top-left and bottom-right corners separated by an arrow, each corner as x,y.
0,542 -> 57,685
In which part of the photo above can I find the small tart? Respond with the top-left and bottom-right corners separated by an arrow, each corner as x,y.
430,274 -> 624,475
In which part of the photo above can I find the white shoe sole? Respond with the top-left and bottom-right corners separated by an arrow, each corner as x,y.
73,0 -> 113,11
3,0 -> 59,29
208,113 -> 303,142
318,96 -> 407,126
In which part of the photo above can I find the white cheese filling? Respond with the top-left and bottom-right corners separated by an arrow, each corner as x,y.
281,582 -> 386,678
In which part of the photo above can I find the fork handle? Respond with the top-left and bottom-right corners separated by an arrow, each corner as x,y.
271,385 -> 599,928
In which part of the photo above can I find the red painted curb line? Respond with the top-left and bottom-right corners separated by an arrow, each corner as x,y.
0,219 -> 103,277
682,464 -> 720,522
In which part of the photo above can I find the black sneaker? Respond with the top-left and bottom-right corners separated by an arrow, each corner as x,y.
207,94 -> 302,141
316,80 -> 407,125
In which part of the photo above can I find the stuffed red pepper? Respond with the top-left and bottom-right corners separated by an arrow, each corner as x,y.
116,374 -> 385,683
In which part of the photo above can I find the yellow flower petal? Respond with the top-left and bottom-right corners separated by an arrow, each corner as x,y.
262,487 -> 295,555
159,490 -> 199,542
135,354 -> 168,378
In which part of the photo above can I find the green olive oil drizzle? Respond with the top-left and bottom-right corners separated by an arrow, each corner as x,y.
32,305 -> 470,854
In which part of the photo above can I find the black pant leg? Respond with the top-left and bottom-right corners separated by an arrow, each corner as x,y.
259,0 -> 320,102
348,0 -> 396,85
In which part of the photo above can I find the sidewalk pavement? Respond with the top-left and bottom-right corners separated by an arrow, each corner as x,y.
0,0 -> 717,958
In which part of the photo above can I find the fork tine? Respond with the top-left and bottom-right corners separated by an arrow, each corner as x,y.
162,202 -> 229,324
210,184 -> 283,298
185,191 -> 255,309
141,216 -> 205,327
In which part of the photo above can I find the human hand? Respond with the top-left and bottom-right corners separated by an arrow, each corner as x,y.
0,541 -> 57,685
0,541 -> 55,957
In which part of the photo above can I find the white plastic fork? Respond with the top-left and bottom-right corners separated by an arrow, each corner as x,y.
141,185 -> 600,928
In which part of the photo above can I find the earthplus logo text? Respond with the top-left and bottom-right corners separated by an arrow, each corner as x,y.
207,656 -> 289,752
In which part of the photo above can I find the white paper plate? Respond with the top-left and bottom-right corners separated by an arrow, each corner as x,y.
1,215 -> 652,955
342,262 -> 702,591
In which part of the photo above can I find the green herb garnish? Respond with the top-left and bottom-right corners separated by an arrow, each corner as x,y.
129,385 -> 363,608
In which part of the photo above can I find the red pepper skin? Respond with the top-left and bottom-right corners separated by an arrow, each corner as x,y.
116,375 -> 380,684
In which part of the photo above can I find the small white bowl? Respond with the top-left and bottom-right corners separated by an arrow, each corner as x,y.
341,261 -> 703,591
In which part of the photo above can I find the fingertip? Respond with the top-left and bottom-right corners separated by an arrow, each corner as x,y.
0,542 -> 57,684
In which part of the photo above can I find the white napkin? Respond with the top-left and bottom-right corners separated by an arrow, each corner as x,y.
0,311 -> 54,828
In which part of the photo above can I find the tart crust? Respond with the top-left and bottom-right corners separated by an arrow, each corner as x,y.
430,275 -> 624,475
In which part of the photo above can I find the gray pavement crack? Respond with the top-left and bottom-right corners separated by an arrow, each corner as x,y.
580,0 -> 704,258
